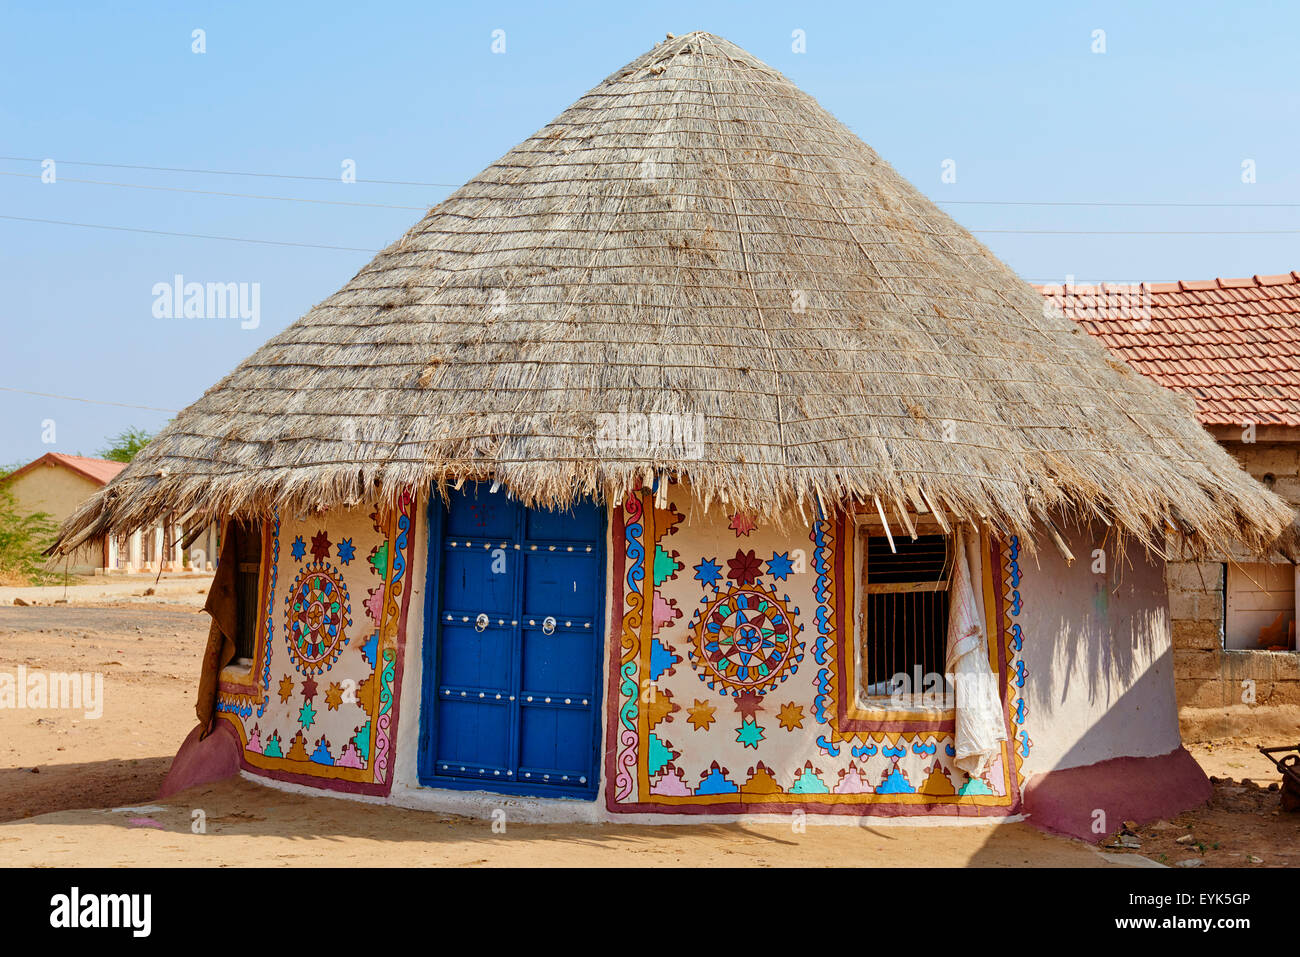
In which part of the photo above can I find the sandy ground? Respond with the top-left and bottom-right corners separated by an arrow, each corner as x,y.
0,596 -> 208,823
1,598 -> 1297,866
0,571 -> 214,606
3,776 -> 1114,868
1105,716 -> 1300,869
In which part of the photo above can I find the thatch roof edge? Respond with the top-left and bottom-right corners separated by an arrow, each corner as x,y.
54,442 -> 1294,561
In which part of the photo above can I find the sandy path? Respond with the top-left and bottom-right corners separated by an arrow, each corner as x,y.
0,572 -> 213,607
0,774 -> 1115,868
1,600 -> 1297,866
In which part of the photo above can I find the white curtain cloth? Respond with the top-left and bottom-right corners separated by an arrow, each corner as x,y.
944,527 -> 1007,776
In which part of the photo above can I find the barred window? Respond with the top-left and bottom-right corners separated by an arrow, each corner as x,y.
857,525 -> 953,702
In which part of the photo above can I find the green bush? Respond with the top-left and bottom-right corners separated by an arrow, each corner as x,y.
97,427 -> 152,463
0,487 -> 58,584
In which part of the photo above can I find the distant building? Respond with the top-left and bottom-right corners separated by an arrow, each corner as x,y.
1,452 -> 188,575
1040,272 -> 1300,707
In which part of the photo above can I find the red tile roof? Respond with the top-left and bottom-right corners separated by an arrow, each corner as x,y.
3,453 -> 127,487
1036,271 -> 1300,427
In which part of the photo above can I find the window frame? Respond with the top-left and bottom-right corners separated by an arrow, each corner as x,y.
851,511 -> 958,713
1221,558 -> 1299,653
226,518 -> 265,673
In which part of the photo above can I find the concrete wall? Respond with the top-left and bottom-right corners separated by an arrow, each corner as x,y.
1166,437 -> 1300,708
6,459 -> 100,519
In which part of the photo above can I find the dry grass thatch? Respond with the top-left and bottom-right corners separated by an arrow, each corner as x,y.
56,32 -> 1291,556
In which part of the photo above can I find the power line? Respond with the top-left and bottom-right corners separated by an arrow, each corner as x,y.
6,155 -> 1300,208
0,386 -> 178,413
0,206 -> 1227,290
16,170 -> 1296,215
0,155 -> 463,188
939,199 -> 1300,208
0,170 -> 431,210
975,228 -> 1300,235
4,212 -> 1300,258
1026,279 -> 1172,285
0,214 -> 380,252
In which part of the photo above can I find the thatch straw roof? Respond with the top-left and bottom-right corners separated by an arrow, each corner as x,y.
57,31 -> 1290,555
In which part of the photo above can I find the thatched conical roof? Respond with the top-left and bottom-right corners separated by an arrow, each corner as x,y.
58,32 -> 1290,554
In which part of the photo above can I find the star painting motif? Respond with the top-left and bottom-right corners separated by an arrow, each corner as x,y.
277,674 -> 295,703
336,538 -> 356,566
765,551 -> 795,581
726,549 -> 762,586
736,719 -> 766,749
299,699 -> 317,730
728,512 -> 757,537
777,701 -> 805,731
309,530 -> 332,563
290,536 -> 307,562
693,557 -> 723,589
686,699 -> 717,731
300,675 -> 319,700
325,682 -> 344,711
732,689 -> 765,720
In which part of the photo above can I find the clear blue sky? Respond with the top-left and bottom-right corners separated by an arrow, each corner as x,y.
3,1 -> 1298,467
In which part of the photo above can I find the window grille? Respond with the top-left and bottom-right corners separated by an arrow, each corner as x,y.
859,532 -> 952,699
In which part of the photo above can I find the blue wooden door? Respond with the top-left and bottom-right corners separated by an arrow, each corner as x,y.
419,484 -> 605,799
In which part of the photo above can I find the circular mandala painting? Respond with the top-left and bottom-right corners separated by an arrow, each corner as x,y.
283,562 -> 352,675
688,584 -> 803,696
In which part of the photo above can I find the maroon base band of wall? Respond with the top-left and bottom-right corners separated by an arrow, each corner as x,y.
158,721 -> 243,798
1021,746 -> 1212,843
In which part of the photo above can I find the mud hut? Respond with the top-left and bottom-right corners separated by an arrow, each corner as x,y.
56,33 -> 1289,836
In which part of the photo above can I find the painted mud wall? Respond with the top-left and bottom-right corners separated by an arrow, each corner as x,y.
605,486 -> 1028,816
215,493 -> 416,796
1017,520 -> 1179,777
230,485 -> 1176,818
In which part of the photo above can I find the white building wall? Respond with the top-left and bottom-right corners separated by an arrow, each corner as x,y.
1018,520 -> 1181,776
